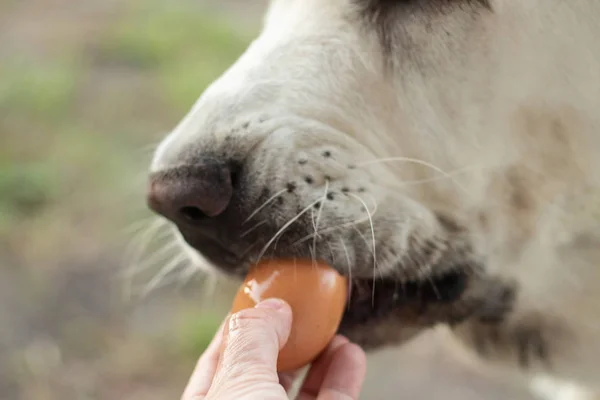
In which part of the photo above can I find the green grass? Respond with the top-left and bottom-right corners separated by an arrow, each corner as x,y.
98,2 -> 250,111
99,7 -> 246,68
176,310 -> 223,356
0,162 -> 58,234
0,60 -> 79,122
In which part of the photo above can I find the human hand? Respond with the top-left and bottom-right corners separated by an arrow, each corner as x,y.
182,298 -> 367,400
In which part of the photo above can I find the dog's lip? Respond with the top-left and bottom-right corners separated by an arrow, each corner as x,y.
344,268 -> 468,306
200,248 -> 467,306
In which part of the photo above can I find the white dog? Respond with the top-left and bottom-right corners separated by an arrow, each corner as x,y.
146,1 -> 600,398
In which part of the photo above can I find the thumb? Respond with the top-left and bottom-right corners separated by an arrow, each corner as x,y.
207,298 -> 292,397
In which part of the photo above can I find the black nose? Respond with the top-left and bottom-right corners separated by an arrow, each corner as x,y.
147,163 -> 234,224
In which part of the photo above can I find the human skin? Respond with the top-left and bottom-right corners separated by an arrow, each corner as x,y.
181,298 -> 367,400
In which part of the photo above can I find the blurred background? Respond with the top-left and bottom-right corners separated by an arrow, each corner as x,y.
0,0 -> 537,399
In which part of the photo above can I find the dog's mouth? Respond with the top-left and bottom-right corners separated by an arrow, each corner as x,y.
179,228 -> 518,352
174,214 -> 505,338
178,231 -> 474,328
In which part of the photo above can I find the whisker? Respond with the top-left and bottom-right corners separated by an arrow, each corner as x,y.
310,207 -> 318,234
142,262 -> 196,295
291,216 -> 370,247
240,220 -> 268,238
122,239 -> 180,280
426,272 -> 443,301
357,156 -> 470,195
326,241 -> 336,264
387,168 -> 475,188
312,180 -> 330,265
309,244 -> 317,269
309,209 -> 318,268
121,218 -> 172,300
123,218 -> 170,268
339,238 -> 353,306
175,261 -> 201,289
243,189 -> 287,224
356,191 -> 379,218
255,197 -> 323,265
118,216 -> 161,239
411,235 -> 443,301
348,193 -> 378,306
272,230 -> 285,255
292,190 -> 378,247
139,253 -> 188,298
240,242 -> 259,258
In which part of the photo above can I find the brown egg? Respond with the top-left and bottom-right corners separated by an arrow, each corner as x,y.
231,259 -> 348,372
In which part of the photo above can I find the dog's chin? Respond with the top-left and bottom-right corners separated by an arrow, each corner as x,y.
337,268 -> 470,347
344,269 -> 468,322
340,271 -> 518,352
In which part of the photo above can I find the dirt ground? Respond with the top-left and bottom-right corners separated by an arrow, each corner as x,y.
0,0 -> 538,399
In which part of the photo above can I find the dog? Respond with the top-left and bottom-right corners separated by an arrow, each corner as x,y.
146,1 -> 600,398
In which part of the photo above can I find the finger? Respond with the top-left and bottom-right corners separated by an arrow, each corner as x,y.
296,336 -> 350,399
280,366 -> 312,394
181,316 -> 229,400
315,342 -> 366,400
207,298 -> 293,395
279,370 -> 301,393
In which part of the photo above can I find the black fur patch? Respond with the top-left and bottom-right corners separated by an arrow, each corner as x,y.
338,267 -> 517,350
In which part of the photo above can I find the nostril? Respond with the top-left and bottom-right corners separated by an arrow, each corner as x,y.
179,206 -> 207,222
230,171 -> 239,189
229,162 -> 241,189
147,162 -> 235,223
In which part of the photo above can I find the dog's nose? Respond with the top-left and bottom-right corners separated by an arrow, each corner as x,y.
147,163 -> 234,224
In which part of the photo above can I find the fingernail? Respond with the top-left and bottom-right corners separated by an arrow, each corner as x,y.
256,298 -> 287,311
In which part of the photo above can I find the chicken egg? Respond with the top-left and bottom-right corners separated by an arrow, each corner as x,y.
231,259 -> 348,372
